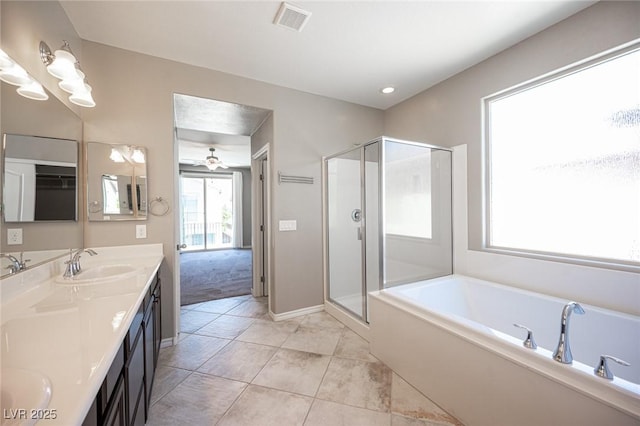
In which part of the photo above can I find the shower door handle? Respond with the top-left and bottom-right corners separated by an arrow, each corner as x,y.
357,227 -> 362,240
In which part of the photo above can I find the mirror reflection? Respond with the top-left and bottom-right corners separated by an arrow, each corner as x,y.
3,134 -> 78,222
87,142 -> 148,221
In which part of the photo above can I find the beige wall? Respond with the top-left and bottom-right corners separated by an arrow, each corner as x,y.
79,41 -> 383,335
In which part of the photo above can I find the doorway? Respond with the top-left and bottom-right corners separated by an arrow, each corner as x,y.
172,94 -> 272,331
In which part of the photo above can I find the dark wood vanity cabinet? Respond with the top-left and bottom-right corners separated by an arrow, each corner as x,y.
144,278 -> 161,413
83,271 -> 162,426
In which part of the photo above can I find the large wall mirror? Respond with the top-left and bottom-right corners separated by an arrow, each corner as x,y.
87,142 -> 148,221
3,134 -> 78,222
1,79 -> 83,276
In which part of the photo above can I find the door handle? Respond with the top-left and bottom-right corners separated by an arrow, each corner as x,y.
177,243 -> 187,250
357,227 -> 362,240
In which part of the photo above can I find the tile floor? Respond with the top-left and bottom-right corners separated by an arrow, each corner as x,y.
147,295 -> 463,426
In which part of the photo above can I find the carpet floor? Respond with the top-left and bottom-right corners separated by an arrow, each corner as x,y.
180,249 -> 252,306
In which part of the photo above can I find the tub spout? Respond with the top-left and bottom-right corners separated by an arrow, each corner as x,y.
552,301 -> 585,364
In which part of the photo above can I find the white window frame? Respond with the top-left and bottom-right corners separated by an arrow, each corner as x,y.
482,39 -> 640,273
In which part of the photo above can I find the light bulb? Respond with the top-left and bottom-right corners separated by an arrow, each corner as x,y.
17,80 -> 49,101
0,63 -> 31,86
69,83 -> 96,108
59,69 -> 86,94
46,49 -> 78,80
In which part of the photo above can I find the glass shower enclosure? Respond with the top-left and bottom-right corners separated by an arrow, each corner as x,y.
325,136 -> 452,323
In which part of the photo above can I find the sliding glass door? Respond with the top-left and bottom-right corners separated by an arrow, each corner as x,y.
180,174 -> 234,251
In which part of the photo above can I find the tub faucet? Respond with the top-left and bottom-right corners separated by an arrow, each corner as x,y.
552,301 -> 585,364
63,248 -> 98,278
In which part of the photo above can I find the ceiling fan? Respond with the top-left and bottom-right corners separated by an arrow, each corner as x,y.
205,147 -> 228,170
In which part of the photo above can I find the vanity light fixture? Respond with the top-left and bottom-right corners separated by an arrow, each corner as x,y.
39,41 -> 95,107
0,48 -> 48,101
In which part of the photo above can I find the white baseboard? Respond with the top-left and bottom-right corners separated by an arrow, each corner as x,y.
269,304 -> 324,322
161,337 -> 177,348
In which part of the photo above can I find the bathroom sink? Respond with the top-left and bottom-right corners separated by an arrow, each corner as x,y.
55,264 -> 139,284
0,368 -> 52,425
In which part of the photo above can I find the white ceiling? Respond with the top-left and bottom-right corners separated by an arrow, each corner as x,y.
60,1 -> 596,167
61,1 -> 595,110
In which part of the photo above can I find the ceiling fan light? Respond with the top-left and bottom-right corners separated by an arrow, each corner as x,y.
206,163 -> 219,171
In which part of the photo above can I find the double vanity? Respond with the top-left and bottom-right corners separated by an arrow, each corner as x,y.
0,244 -> 163,425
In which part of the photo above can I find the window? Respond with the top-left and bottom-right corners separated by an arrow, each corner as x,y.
484,43 -> 640,267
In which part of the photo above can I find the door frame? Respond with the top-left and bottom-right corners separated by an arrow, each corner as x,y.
251,144 -> 270,303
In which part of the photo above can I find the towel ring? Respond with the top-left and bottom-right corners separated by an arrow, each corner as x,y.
149,197 -> 170,216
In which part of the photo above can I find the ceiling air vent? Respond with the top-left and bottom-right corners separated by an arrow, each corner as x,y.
273,2 -> 311,32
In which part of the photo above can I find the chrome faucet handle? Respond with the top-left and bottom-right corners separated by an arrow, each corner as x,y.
594,355 -> 630,380
5,264 -> 18,274
18,253 -> 31,270
513,323 -> 537,349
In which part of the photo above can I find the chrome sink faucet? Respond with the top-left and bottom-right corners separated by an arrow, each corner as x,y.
63,248 -> 98,278
1,253 -> 30,274
553,301 -> 585,364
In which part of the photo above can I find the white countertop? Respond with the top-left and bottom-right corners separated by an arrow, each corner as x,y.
0,244 -> 163,425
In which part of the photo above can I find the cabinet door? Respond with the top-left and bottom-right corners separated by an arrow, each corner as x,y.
144,305 -> 154,413
126,327 -> 145,425
153,282 -> 161,363
103,376 -> 126,426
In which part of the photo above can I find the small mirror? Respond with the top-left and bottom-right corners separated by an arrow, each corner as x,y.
87,142 -> 147,221
3,134 -> 78,222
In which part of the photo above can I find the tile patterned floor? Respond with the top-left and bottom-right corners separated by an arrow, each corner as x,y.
147,295 -> 463,426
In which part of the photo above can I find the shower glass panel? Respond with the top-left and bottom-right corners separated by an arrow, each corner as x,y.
327,149 -> 364,319
325,136 -> 452,323
364,143 -> 380,319
383,140 -> 452,287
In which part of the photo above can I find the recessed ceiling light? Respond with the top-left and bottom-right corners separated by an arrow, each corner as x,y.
380,86 -> 395,94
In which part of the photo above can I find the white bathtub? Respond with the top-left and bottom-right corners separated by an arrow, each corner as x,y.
369,274 -> 640,426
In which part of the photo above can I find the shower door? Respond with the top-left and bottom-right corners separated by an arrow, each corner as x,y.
327,149 -> 366,319
326,143 -> 380,322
